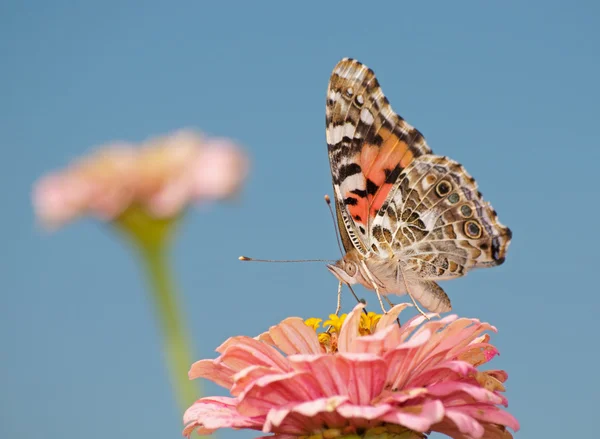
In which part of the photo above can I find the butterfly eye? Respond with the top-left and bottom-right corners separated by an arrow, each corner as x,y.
345,261 -> 358,277
435,180 -> 452,197
464,220 -> 482,239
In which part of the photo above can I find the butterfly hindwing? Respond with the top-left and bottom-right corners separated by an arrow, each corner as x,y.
371,155 -> 511,279
326,58 -> 432,255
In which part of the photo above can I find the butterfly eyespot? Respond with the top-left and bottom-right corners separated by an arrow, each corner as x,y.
464,220 -> 482,239
345,261 -> 358,277
460,204 -> 473,218
447,193 -> 460,204
435,181 -> 452,197
425,174 -> 437,185
345,87 -> 354,98
354,94 -> 365,108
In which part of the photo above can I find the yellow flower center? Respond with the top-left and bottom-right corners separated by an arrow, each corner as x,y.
305,311 -> 383,353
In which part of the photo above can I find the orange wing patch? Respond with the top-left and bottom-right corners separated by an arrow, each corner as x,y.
345,130 -> 416,227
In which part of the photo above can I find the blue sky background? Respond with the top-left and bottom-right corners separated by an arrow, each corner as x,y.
2,1 -> 598,438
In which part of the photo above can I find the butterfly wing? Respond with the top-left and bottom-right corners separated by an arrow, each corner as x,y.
372,154 -> 512,278
326,58 -> 432,256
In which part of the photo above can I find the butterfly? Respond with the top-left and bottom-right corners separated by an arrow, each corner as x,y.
325,58 -> 511,315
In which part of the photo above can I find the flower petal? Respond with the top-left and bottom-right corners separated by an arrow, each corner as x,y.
407,360 -> 475,389
237,371 -> 324,417
337,303 -> 365,353
268,317 -> 323,355
289,353 -> 387,404
354,323 -> 401,355
264,396 -> 348,433
217,336 -> 291,373
381,400 -> 445,432
450,404 -> 520,432
385,329 -> 433,389
426,381 -> 504,405
335,402 -> 393,420
188,359 -> 235,388
444,409 -> 484,438
375,303 -> 413,332
183,396 -> 261,437
231,365 -> 280,396
454,342 -> 498,367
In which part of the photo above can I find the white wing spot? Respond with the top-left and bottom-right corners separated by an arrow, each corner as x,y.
360,108 -> 374,125
356,95 -> 364,106
328,122 -> 358,144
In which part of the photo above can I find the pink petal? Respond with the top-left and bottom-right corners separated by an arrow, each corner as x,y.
191,142 -> 248,200
454,343 -> 499,366
375,303 -> 413,332
217,336 -> 291,373
231,365 -> 280,396
268,317 -> 322,355
255,331 -> 275,346
396,313 -> 439,344
407,360 -> 475,389
188,359 -> 234,388
450,404 -> 520,432
444,409 -> 484,438
381,400 -> 445,432
405,315 -> 458,369
183,396 -> 261,437
237,371 -> 324,417
335,402 -> 393,419
385,329 -> 432,389
426,381 -> 504,405
377,388 -> 429,405
354,323 -> 401,355
264,396 -> 349,432
337,303 -> 365,353
446,321 -> 497,358
147,174 -> 193,217
288,353 -> 387,404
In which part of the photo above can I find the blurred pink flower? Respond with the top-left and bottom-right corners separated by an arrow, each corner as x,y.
33,130 -> 248,228
184,304 -> 519,439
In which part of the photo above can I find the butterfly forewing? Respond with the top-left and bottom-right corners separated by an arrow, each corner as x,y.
326,58 -> 432,254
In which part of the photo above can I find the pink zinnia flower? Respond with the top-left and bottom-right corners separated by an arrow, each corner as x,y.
184,304 -> 519,439
33,130 -> 248,228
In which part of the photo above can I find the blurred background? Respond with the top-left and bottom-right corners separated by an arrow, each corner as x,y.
2,1 -> 599,438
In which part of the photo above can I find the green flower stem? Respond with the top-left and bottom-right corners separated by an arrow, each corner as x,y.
116,206 -> 198,412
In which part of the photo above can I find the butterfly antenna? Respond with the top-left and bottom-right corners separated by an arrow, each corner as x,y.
239,256 -> 334,263
324,194 -> 344,256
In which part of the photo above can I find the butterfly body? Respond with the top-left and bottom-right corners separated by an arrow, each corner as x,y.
326,58 -> 511,313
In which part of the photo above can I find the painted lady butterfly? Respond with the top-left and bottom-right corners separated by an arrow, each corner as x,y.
326,58 -> 511,314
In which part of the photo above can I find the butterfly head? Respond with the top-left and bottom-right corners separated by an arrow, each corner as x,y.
327,250 -> 367,286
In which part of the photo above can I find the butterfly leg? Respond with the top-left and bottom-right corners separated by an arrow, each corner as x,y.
360,260 -> 388,313
406,290 -> 430,319
397,262 -> 430,319
334,281 -> 343,315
